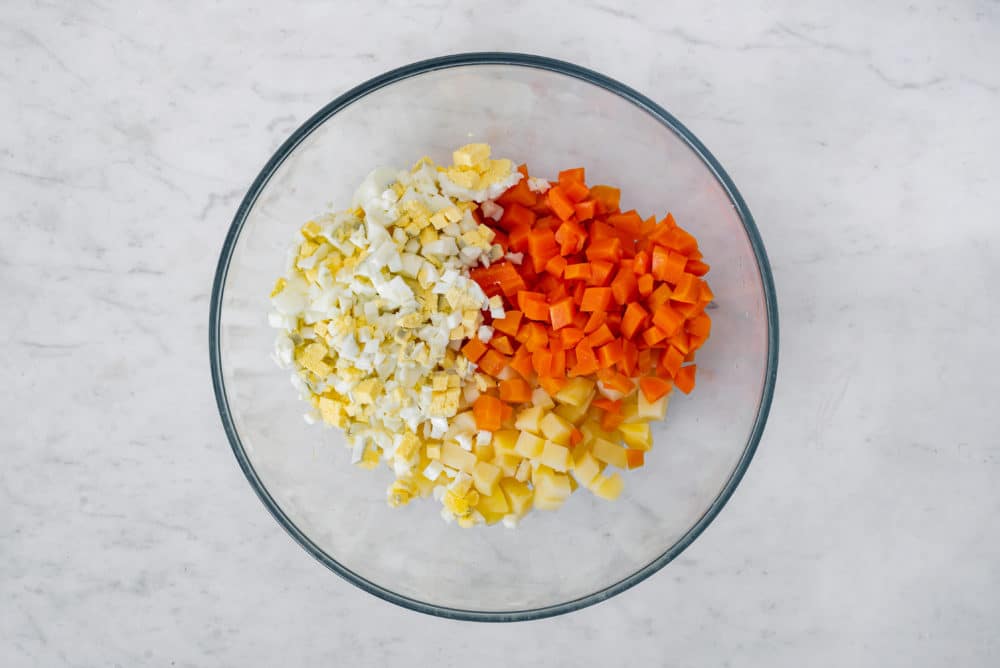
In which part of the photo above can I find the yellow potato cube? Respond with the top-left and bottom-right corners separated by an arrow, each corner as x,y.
618,423 -> 652,451
533,465 -> 572,500
476,484 -> 510,516
492,429 -> 520,453
493,453 -> 521,477
591,472 -> 624,501
580,419 -> 614,446
539,441 -> 571,472
472,460 -> 502,496
514,458 -> 531,482
637,392 -> 669,421
514,405 -> 546,434
473,443 -> 495,462
426,443 -> 442,460
554,377 -> 596,407
554,400 -> 591,425
441,442 -> 477,472
499,478 -> 534,516
513,431 -> 545,458
572,451 -> 604,487
592,437 -> 628,469
539,412 -> 573,445
533,495 -> 566,511
620,392 -> 640,423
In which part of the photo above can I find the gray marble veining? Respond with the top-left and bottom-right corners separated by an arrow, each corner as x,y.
2,1 -> 998,666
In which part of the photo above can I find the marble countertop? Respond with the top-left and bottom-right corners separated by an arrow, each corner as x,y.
4,1 -> 998,665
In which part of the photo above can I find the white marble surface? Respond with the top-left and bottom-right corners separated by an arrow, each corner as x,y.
3,1 -> 998,665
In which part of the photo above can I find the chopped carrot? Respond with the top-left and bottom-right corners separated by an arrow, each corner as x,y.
674,364 -> 697,393
597,339 -> 624,368
652,304 -> 684,336
621,302 -> 649,339
478,349 -> 509,377
569,427 -> 584,446
564,263 -> 592,281
580,287 -> 613,312
639,376 -> 673,402
539,376 -> 568,395
570,344 -> 599,377
573,200 -> 596,221
592,397 -> 621,414
588,261 -> 615,286
562,180 -> 590,203
648,283 -> 673,310
549,297 -> 576,331
558,167 -> 586,186
686,259 -> 710,276
544,254 -> 567,278
497,179 -> 537,208
583,311 -> 607,334
588,185 -> 621,214
499,378 -> 533,403
473,395 -> 504,431
601,410 -> 624,431
625,449 -> 645,469
642,326 -> 669,346
546,186 -> 576,220
509,346 -> 534,380
522,323 -> 549,351
461,333 -> 488,360
519,291 -> 550,322
659,346 -> 684,378
493,310 -> 523,336
498,202 -> 536,231
559,326 -> 585,347
491,335 -> 514,355
531,349 -> 553,376
527,229 -> 559,272
637,273 -> 654,297
585,323 -> 614,348
610,267 -> 637,305
586,237 -> 623,263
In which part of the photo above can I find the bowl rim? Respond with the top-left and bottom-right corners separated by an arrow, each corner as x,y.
209,51 -> 779,622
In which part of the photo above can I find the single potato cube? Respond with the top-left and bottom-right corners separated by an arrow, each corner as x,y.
539,411 -> 573,445
580,419 -> 614,446
618,423 -> 652,451
472,460 -> 502,496
533,495 -> 566,511
554,400 -> 591,425
426,443 -> 442,460
533,465 -> 572,500
531,387 -> 555,409
476,484 -> 510,516
539,441 -> 571,472
493,453 -> 521,477
513,431 -> 545,458
592,437 -> 628,469
441,442 -> 477,472
591,472 -> 624,500
572,451 -> 604,487
514,405 -> 546,434
619,393 -> 640,423
473,443 -> 495,462
637,392 -> 669,421
554,377 -> 596,407
492,429 -> 520,453
499,477 -> 534,516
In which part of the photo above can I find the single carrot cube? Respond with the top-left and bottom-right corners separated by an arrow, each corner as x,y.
580,287 -> 613,312
639,376 -> 673,402
461,337 -> 488,362
674,364 -> 697,394
621,303 -> 649,339
477,349 -> 509,377
499,378 -> 533,403
546,185 -> 576,220
473,394 -> 504,431
549,297 -> 576,331
637,273 -> 654,297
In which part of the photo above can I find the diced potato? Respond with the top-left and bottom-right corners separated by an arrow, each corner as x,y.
554,377 -> 595,406
533,495 -> 566,511
531,387 -> 555,409
580,419 -> 614,446
554,400 -> 590,425
533,465 -> 572,500
448,410 -> 477,436
476,484 -> 510,515
513,431 -> 545,458
539,411 -> 573,445
426,443 -> 442,460
637,392 -> 669,421
441,442 -> 477,472
619,393 -> 640,423
472,460 -> 502,496
473,443 -> 495,462
514,458 -> 531,482
572,451 -> 604,486
618,422 -> 652,451
492,429 -> 520,453
571,440 -> 593,466
592,437 -> 628,469
499,477 -> 534,516
514,405 -> 546,434
591,472 -> 624,500
493,453 -> 521,477
539,441 -> 571,472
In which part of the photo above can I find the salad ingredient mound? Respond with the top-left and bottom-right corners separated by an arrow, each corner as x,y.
269,144 -> 712,527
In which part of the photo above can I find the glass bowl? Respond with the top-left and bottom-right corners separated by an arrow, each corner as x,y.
210,53 -> 778,621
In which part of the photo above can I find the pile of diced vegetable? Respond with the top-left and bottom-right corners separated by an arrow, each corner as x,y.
269,145 -> 712,527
